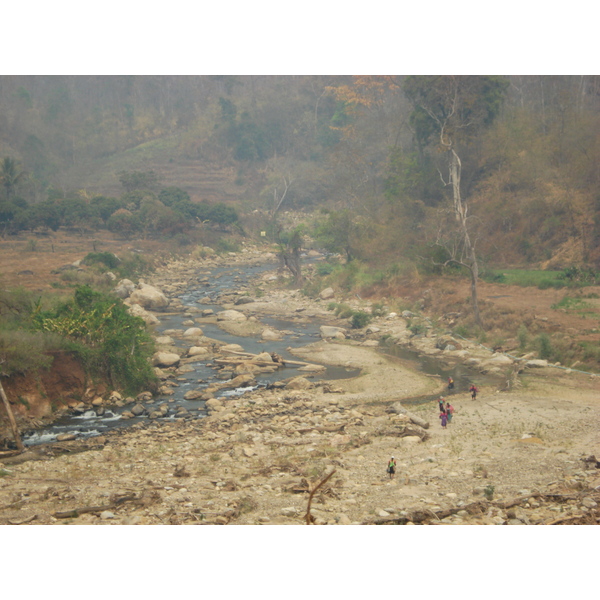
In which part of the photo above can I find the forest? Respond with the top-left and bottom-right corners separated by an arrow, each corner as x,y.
0,75 -> 598,268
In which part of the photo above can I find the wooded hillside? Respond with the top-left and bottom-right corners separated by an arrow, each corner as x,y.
1,75 -> 599,268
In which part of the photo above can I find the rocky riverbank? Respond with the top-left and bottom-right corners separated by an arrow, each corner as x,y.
1,248 -> 599,525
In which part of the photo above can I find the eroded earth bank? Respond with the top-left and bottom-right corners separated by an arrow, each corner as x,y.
1,250 -> 599,525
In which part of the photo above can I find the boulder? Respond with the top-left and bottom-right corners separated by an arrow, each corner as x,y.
320,325 -> 346,339
285,376 -> 312,390
129,283 -> 169,310
127,303 -> 160,326
130,404 -> 145,416
256,351 -> 273,362
183,327 -> 204,337
261,328 -> 281,341
113,279 -> 136,299
319,287 -> 335,300
188,346 -> 209,357
525,359 -> 549,368
155,336 -> 174,346
152,352 -> 181,367
217,309 -> 247,322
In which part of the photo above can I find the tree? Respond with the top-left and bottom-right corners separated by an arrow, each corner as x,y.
403,76 -> 508,328
1,157 -> 26,201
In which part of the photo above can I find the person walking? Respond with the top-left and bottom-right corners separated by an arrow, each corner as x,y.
448,376 -> 454,390
446,402 -> 454,424
469,384 -> 478,400
439,410 -> 448,429
387,456 -> 397,479
438,396 -> 446,412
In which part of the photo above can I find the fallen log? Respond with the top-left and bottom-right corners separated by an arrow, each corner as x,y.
220,348 -> 311,367
8,514 -> 37,525
389,403 -> 430,429
53,493 -> 136,519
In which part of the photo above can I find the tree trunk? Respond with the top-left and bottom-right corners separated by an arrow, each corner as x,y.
0,380 -> 25,453
450,148 -> 483,328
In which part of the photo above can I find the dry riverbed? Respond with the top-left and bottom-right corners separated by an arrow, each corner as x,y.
1,252 -> 599,525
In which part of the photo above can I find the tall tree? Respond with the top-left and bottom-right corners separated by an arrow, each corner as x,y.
403,76 -> 508,328
1,157 -> 25,200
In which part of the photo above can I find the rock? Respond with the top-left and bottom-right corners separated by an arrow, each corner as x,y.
582,498 -> 597,509
214,516 -> 229,525
155,335 -> 174,346
220,343 -> 245,353
91,397 -> 103,406
285,377 -> 312,390
261,329 -> 281,341
320,325 -> 346,339
130,404 -> 145,416
129,283 -> 169,310
281,507 -> 299,517
243,447 -> 256,457
234,296 -> 254,305
152,352 -> 181,367
101,511 -> 116,520
183,327 -> 204,337
113,279 -> 135,299
127,303 -> 160,325
378,510 -> 390,517
56,433 -> 76,442
525,359 -> 549,368
319,287 -> 335,300
255,351 -> 273,362
336,514 -> 352,525
188,346 -> 209,357
401,436 -> 422,444
217,309 -> 247,322
183,390 -> 205,400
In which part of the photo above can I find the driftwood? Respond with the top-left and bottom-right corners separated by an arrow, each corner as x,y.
53,493 -> 136,519
220,348 -> 310,367
389,403 -> 430,429
8,514 -> 38,525
305,469 -> 336,525
0,379 -> 24,453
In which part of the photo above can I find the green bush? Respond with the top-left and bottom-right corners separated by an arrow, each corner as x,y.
536,333 -> 553,360
371,302 -> 387,317
30,286 -> 157,393
351,311 -> 372,329
82,251 -> 121,270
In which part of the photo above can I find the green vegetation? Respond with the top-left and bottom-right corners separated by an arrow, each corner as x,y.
29,286 -> 157,392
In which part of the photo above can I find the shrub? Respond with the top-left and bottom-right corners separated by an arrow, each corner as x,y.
82,251 -> 121,270
536,333 -> 553,360
30,286 -> 157,393
517,324 -> 529,349
371,302 -> 387,317
351,311 -> 372,329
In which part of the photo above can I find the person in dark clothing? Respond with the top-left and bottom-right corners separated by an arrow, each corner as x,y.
387,456 -> 397,479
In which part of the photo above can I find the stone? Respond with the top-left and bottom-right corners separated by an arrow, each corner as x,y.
336,514 -> 352,525
188,346 -> 209,357
281,507 -> 299,517
285,377 -> 312,390
525,359 -> 549,368
129,283 -> 169,310
56,433 -> 76,442
130,404 -> 145,416
100,511 -> 116,520
113,279 -> 135,299
183,327 -> 204,337
155,336 -> 174,346
152,352 -> 181,367
217,309 -> 247,322
582,498 -> 597,509
127,303 -> 160,326
256,351 -> 273,362
319,287 -> 335,300
183,390 -> 204,400
320,325 -> 346,339
261,329 -> 281,341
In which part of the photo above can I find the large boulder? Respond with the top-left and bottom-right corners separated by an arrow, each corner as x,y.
183,327 -> 204,337
127,303 -> 160,326
320,325 -> 346,339
129,283 -> 169,310
188,346 -> 209,357
217,309 -> 247,322
152,352 -> 181,367
113,279 -> 136,299
319,287 -> 335,300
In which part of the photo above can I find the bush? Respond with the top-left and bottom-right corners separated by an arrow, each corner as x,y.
82,251 -> 121,270
351,311 -> 372,329
30,286 -> 157,393
536,333 -> 553,360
